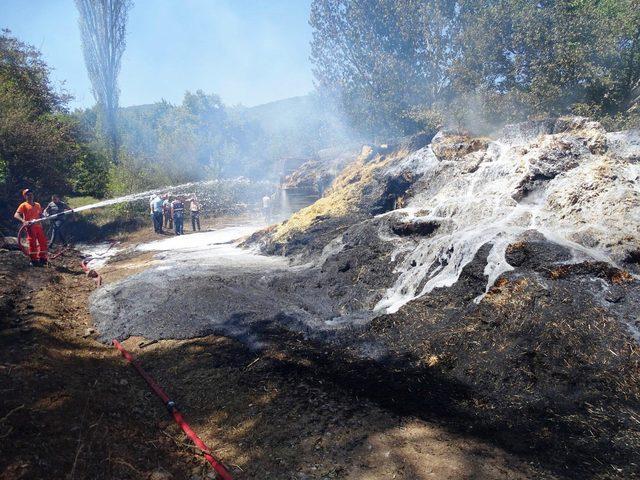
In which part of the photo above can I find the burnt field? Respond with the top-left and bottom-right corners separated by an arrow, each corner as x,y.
1,247 -> 556,480
3,118 -> 640,479
91,231 -> 640,479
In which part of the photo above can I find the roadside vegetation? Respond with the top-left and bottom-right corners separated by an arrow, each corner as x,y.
310,0 -> 640,136
0,29 -> 350,233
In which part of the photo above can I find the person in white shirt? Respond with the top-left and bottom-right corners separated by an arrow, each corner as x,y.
189,196 -> 201,231
262,195 -> 272,223
149,195 -> 164,233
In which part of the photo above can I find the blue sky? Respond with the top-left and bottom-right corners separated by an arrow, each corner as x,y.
2,0 -> 315,109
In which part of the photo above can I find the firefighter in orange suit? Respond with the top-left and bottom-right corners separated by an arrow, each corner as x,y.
14,189 -> 48,266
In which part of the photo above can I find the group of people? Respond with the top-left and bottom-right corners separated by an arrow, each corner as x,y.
13,189 -> 72,266
12,188 -> 204,268
150,193 -> 201,236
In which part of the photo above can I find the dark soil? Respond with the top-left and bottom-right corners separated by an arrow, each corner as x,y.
91,223 -> 640,479
0,242 -> 550,480
361,242 -> 640,479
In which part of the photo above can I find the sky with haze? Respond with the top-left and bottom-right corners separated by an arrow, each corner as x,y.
2,0 -> 315,109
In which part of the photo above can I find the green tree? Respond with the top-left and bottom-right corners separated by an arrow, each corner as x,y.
0,30 -> 76,203
453,0 -> 640,124
310,0 -> 460,136
0,29 -> 110,220
76,0 -> 132,164
310,0 -> 640,134
181,90 -> 229,176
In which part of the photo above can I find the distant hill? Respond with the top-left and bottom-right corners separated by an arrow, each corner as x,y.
243,95 -> 320,133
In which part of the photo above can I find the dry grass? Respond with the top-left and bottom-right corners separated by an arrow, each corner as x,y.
272,149 -> 402,242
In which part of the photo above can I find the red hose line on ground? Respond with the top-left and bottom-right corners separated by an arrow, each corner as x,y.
71,240 -> 231,478
16,223 -> 29,257
80,258 -> 102,286
17,227 -> 228,476
113,340 -> 233,480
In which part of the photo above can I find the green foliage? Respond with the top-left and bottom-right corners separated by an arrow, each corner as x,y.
1,30 -> 75,200
109,92 -> 360,188
402,106 -> 446,135
0,30 -> 111,217
66,195 -> 100,208
310,0 -> 640,134
454,0 -> 640,124
106,153 -> 167,197
72,145 -> 109,197
113,91 -> 232,186
310,0 -> 460,136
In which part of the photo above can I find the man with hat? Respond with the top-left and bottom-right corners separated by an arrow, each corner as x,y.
14,189 -> 48,266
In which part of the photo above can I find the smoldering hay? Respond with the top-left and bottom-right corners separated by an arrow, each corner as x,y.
374,117 -> 639,314
90,116 -> 639,343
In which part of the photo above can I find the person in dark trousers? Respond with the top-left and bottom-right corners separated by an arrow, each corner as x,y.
150,194 -> 164,234
189,196 -> 201,231
171,196 -> 185,235
44,194 -> 71,248
162,194 -> 173,230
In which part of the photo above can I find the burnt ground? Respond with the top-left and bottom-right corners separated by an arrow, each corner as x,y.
5,217 -> 635,480
0,228 -> 559,480
89,215 -> 640,479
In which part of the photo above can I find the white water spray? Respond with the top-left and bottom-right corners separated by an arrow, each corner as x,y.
71,180 -> 216,213
30,178 -> 274,224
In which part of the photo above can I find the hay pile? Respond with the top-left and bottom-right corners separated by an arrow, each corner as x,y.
362,241 -> 640,476
239,118 -> 640,476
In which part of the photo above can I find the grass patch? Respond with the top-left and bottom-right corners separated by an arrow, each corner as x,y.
66,196 -> 100,209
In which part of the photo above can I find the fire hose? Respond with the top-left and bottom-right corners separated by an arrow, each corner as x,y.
113,340 -> 234,480
80,256 -> 103,287
76,241 -> 233,478
16,209 -> 75,260
18,208 -> 234,477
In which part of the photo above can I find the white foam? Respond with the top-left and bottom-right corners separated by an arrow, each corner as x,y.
375,128 -> 640,314
136,225 -> 259,252
77,242 -> 121,269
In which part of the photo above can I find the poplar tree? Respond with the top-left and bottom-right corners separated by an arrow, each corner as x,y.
76,0 -> 132,164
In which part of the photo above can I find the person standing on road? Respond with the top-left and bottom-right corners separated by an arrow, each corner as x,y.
171,196 -> 185,235
150,194 -> 164,234
14,189 -> 48,266
262,194 -> 272,223
189,195 -> 201,232
162,194 -> 173,230
44,194 -> 71,248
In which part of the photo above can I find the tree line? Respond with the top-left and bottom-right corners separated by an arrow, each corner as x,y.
310,0 -> 640,136
0,30 -> 109,208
